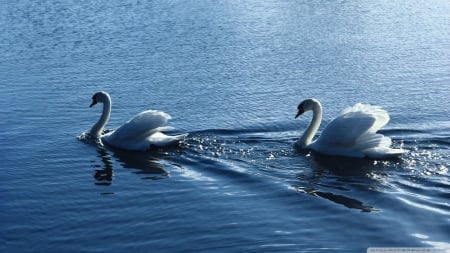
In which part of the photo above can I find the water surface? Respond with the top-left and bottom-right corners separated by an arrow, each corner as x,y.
1,0 -> 449,252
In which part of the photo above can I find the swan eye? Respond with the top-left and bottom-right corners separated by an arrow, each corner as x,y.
297,102 -> 304,110
89,94 -> 99,107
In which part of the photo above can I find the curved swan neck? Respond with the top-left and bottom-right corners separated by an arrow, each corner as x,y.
90,94 -> 111,138
299,101 -> 322,148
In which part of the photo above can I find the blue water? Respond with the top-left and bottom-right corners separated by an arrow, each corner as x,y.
1,1 -> 449,252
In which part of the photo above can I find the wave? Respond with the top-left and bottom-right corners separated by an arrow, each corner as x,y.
175,123 -> 449,214
76,120 -> 450,224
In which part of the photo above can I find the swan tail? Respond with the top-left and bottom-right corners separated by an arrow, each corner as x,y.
356,133 -> 407,158
355,133 -> 392,150
364,147 -> 407,159
130,126 -> 176,141
148,132 -> 188,147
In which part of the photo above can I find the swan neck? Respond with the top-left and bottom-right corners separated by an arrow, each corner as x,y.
300,102 -> 322,148
90,97 -> 111,138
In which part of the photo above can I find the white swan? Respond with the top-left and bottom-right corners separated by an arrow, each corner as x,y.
295,98 -> 406,159
88,91 -> 187,151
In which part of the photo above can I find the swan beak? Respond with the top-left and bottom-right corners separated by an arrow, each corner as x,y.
89,99 -> 97,108
295,108 -> 304,119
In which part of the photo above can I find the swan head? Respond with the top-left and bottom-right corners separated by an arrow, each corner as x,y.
295,98 -> 320,118
90,91 -> 110,108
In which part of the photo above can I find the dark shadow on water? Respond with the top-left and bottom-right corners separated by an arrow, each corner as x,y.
293,185 -> 378,212
296,149 -> 402,177
111,147 -> 170,180
293,151 -> 402,212
310,152 -> 379,177
92,146 -> 170,186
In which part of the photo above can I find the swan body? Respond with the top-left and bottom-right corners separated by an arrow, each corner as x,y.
89,91 -> 187,151
295,98 -> 406,159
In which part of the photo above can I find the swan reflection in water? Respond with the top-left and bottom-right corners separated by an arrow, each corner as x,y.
93,147 -> 170,186
94,147 -> 114,185
294,152 -> 402,212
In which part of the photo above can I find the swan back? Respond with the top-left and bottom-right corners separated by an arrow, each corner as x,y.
339,103 -> 389,133
317,103 -> 388,148
106,110 -> 171,143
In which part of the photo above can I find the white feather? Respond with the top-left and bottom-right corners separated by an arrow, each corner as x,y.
296,99 -> 406,158
89,92 -> 187,151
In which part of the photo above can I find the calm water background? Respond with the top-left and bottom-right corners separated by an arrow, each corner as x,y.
1,0 -> 449,252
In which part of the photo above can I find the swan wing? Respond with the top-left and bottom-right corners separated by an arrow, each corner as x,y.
309,103 -> 405,158
108,110 -> 171,142
315,103 -> 390,148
